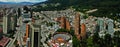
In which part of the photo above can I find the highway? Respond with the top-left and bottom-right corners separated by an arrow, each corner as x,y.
6,14 -> 26,47
16,16 -> 26,47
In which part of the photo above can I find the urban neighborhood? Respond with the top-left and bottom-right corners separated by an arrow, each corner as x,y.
0,0 -> 120,47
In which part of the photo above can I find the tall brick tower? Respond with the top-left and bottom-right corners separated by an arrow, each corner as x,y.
66,20 -> 71,30
74,12 -> 81,36
60,16 -> 66,29
81,23 -> 86,39
57,16 -> 71,30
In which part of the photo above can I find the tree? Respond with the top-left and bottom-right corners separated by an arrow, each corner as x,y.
56,28 -> 69,32
87,36 -> 93,47
104,34 -> 113,47
113,31 -> 120,47
72,35 -> 80,47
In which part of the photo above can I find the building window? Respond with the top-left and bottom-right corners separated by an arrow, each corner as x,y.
34,32 -> 38,47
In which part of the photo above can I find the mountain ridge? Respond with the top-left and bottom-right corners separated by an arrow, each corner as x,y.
0,1 -> 35,5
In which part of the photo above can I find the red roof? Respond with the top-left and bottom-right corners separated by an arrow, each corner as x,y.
0,36 -> 10,47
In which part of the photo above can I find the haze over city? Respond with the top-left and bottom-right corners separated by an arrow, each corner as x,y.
0,0 -> 46,2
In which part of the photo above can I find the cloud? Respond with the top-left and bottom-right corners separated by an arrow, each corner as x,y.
0,0 -> 46,2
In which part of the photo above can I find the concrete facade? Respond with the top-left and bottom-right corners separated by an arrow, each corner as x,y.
29,23 -> 41,47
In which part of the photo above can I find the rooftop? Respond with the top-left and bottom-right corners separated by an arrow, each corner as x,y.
0,36 -> 10,47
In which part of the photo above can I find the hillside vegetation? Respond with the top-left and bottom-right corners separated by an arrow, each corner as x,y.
32,0 -> 120,20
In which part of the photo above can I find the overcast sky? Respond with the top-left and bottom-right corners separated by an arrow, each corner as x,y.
0,0 -> 46,2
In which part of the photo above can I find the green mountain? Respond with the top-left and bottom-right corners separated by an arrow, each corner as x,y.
32,0 -> 120,20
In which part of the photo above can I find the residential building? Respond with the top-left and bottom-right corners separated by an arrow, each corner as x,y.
81,23 -> 86,39
107,19 -> 114,35
55,16 -> 71,30
74,12 -> 81,39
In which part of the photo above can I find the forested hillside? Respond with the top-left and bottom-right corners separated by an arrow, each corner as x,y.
32,0 -> 120,20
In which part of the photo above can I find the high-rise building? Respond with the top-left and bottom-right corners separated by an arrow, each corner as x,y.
74,12 -> 80,36
60,16 -> 66,29
17,8 -> 21,18
3,9 -> 17,34
81,23 -> 86,39
74,12 -> 82,40
29,23 -> 41,47
95,24 -> 100,33
3,9 -> 7,34
0,28 -> 3,39
55,16 -> 71,30
97,19 -> 104,32
97,18 -> 106,37
11,16 -> 17,31
0,12 -> 3,28
3,9 -> 10,34
107,19 -> 114,35
66,19 -> 71,30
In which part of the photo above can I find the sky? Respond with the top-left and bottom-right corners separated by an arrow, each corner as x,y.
0,0 -> 46,2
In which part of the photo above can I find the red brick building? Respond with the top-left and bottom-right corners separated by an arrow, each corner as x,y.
60,16 -> 66,29
81,23 -> 86,39
55,16 -> 71,31
0,36 -> 10,47
74,12 -> 81,36
74,12 -> 86,40
66,20 -> 71,30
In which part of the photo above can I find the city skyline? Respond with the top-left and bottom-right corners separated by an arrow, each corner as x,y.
0,0 -> 120,47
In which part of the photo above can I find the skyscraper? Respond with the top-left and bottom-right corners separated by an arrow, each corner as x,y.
29,23 -> 41,47
74,12 -> 81,40
74,12 -> 80,36
81,23 -> 86,39
60,16 -> 66,29
107,19 -> 114,35
66,19 -> 71,30
97,19 -> 104,32
3,8 -> 17,34
97,18 -> 106,37
56,16 -> 71,30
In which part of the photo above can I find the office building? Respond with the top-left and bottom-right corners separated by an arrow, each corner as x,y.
3,9 -> 17,34
29,23 -> 41,47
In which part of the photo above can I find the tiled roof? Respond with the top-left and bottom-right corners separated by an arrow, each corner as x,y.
0,36 -> 10,47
